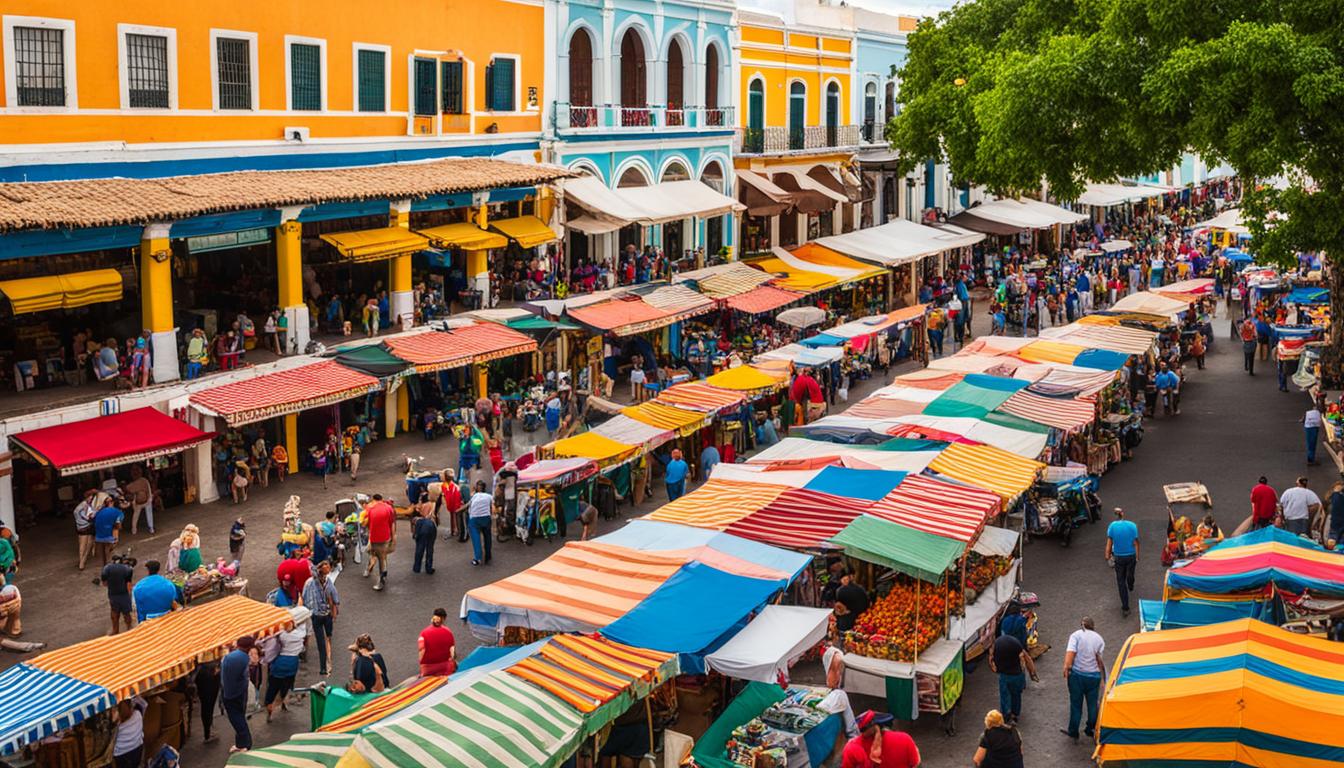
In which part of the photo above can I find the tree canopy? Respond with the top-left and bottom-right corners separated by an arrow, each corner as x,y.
887,0 -> 1344,265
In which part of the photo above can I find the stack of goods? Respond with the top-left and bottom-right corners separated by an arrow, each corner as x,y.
963,553 -> 1014,602
725,720 -> 787,767
842,576 -> 959,661
724,690 -> 829,767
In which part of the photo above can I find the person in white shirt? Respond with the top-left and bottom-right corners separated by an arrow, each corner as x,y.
467,481 -> 494,566
1305,405 -> 1324,465
1061,616 -> 1105,742
113,696 -> 147,768
262,623 -> 308,721
820,643 -> 858,737
1278,476 -> 1322,537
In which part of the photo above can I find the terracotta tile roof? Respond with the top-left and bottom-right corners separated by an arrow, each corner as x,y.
189,360 -> 379,426
384,323 -> 537,373
0,158 -> 576,232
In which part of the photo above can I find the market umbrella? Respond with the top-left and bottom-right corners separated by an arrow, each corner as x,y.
776,306 -> 828,328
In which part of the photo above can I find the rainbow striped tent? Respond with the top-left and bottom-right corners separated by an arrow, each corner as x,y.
1096,619 -> 1344,767
1165,526 -> 1344,599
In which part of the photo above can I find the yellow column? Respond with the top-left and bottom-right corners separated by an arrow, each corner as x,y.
536,187 -> 554,225
397,385 -> 410,433
275,221 -> 309,354
475,363 -> 489,399
466,204 -> 491,305
285,413 -> 299,473
388,205 -> 413,330
140,234 -> 179,381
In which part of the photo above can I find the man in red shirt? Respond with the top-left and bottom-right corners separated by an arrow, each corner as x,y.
791,368 -> 825,424
841,711 -> 920,768
432,470 -> 467,543
417,608 -> 457,677
363,494 -> 396,591
1250,476 -> 1278,530
275,553 -> 311,603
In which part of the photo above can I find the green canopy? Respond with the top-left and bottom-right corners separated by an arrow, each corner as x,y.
328,343 -> 411,379
508,315 -> 582,331
981,410 -> 1051,434
690,682 -> 788,768
829,514 -> 965,583
226,733 -> 357,768
923,380 -> 1020,419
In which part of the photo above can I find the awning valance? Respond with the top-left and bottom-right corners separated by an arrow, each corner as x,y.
736,169 -> 794,217
807,165 -> 864,204
190,360 -> 380,425
815,218 -> 984,268
413,222 -> 508,250
785,244 -> 886,283
490,215 -> 558,248
565,216 -> 625,235
0,269 -> 124,315
948,198 -> 1085,232
676,262 -> 776,299
320,227 -> 430,262
12,407 -> 215,476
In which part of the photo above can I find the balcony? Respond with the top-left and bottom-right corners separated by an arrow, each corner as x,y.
735,124 -> 864,156
553,103 -> 736,133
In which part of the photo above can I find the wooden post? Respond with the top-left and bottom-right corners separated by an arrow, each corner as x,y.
645,697 -> 654,760
914,578 -> 921,665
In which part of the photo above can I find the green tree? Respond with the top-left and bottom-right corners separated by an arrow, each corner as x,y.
889,0 -> 1344,375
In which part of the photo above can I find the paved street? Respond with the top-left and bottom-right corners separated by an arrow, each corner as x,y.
3,307 -> 1324,767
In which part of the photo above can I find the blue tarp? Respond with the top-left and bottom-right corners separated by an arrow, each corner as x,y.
963,373 -> 1031,392
1138,597 -> 1283,632
601,562 -> 786,673
1073,348 -> 1130,371
804,466 -> 907,501
0,665 -> 115,755
455,645 -> 525,673
593,520 -> 812,580
800,333 -> 845,348
1286,287 -> 1329,305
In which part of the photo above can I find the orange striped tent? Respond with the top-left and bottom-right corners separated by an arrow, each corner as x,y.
506,635 -> 676,718
622,402 -> 710,437
927,442 -> 1045,503
30,596 -> 292,700
317,676 -> 449,733
644,479 -> 786,530
655,381 -> 748,412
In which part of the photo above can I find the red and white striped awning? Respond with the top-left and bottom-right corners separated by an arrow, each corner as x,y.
998,390 -> 1097,432
868,475 -> 1001,543
724,489 -> 867,549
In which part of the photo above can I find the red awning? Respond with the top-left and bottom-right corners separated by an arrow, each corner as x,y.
568,296 -> 676,336
724,285 -> 804,315
724,488 -> 867,549
11,408 -> 214,476
190,360 -> 379,426
385,323 -> 538,374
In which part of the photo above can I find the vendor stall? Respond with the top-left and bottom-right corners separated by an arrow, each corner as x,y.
688,683 -> 846,768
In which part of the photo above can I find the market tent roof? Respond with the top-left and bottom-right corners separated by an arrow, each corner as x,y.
746,255 -> 838,292
922,373 -> 1029,419
890,414 -> 1048,459
1153,278 -> 1215,298
506,315 -> 582,331
678,262 -> 777,299
564,215 -> 624,235
639,283 -> 716,318
655,381 -> 747,412
704,364 -> 787,392
1109,290 -> 1191,316
893,370 -> 967,389
815,218 -> 984,267
414,221 -> 508,250
748,438 -> 943,473
0,665 -> 114,756
1075,182 -> 1167,207
724,488 -> 869,549
753,342 -> 845,368
517,458 -> 599,486
1287,286 -> 1329,305
830,514 -> 967,582
0,268 -> 123,315
948,199 -> 1063,231
927,442 -> 1044,502
489,215 -> 557,248
313,677 -> 451,734
326,343 -> 412,378
776,306 -> 828,328
644,479 -> 786,529
589,415 -> 674,450
618,179 -> 745,223
1040,323 -> 1157,355
567,296 -> 673,335
784,244 -> 887,283
227,732 -> 358,768
550,431 -> 641,466
735,169 -> 795,217
1016,364 -> 1119,397
595,520 -> 811,579
998,390 -> 1096,432
868,474 -> 1001,543
1095,619 -> 1344,768
803,465 -> 908,501
1192,207 -> 1250,234
702,605 -> 832,684
385,323 -> 538,373
506,635 -> 677,720
320,226 -> 429,263
29,596 -> 293,700
601,562 -> 787,669
770,169 -> 846,214
190,360 -> 379,425
1165,526 -> 1344,597
724,284 -> 805,314
1018,339 -> 1088,366
562,175 -> 655,224
11,407 -> 215,476
622,401 -> 710,437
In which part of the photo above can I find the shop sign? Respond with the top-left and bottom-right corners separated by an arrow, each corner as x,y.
187,228 -> 272,254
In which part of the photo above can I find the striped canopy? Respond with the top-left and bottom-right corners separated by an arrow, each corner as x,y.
655,381 -> 747,412
869,474 -> 1001,543
644,479 -> 785,529
228,733 -> 357,767
589,414 -> 674,449
922,373 -> 1028,419
1165,526 -> 1344,598
1096,619 -> 1344,767
621,402 -> 710,437
506,635 -> 676,722
997,390 -> 1097,432
724,488 -> 869,549
927,442 -> 1045,503
317,677 -> 448,733
0,665 -> 114,755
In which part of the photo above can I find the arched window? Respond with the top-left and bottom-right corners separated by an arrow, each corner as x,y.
788,81 -> 806,150
661,160 -> 690,182
568,29 -> 595,127
666,38 -> 685,126
705,44 -> 721,125
620,28 -> 648,125
885,81 -> 896,121
746,79 -> 765,152
617,165 -> 650,188
825,82 -> 840,146
702,160 -> 726,255
863,82 -> 877,142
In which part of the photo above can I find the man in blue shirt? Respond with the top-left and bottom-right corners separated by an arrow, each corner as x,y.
1154,363 -> 1179,417
131,560 -> 180,622
92,497 -> 123,567
1076,271 -> 1091,315
220,636 -> 254,752
659,449 -> 689,501
699,443 -> 721,483
1104,508 -> 1140,616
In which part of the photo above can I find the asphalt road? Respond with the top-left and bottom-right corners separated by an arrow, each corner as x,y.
5,305 -> 1326,767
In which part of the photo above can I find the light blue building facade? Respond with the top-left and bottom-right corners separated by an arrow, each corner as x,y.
545,0 -> 738,264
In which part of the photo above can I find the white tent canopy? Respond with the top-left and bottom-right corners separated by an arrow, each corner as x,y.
1075,182 -> 1169,207
815,218 -> 984,268
890,414 -> 1048,459
957,198 -> 1087,229
1099,239 -> 1134,253
776,306 -> 828,328
1109,291 -> 1190,317
1192,207 -> 1250,235
754,343 -> 845,367
564,176 -> 744,227
704,605 -> 833,683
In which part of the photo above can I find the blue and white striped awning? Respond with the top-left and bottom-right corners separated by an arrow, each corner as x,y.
0,664 -> 114,755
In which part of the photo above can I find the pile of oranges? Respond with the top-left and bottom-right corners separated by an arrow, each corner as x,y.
844,574 -> 957,662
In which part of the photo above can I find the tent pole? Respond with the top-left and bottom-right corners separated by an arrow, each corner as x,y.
914,578 -> 921,665
645,697 -> 654,759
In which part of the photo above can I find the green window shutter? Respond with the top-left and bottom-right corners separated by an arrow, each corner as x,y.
357,49 -> 386,112
290,43 -> 322,111
413,57 -> 436,116
489,58 -> 515,111
441,61 -> 463,114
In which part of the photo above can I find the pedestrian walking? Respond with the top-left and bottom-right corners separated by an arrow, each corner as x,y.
1105,508 -> 1139,616
194,660 -> 221,743
660,449 -> 689,501
1061,616 -> 1105,743
262,621 -> 306,722
973,710 -> 1023,768
1240,317 -> 1257,375
99,555 -> 135,634
221,636 -> 254,753
73,489 -> 99,571
362,494 -> 396,591
988,630 -> 1037,724
1250,476 -> 1279,531
126,465 -> 154,535
433,470 -> 467,543
417,608 -> 457,677
349,634 -> 390,693
1304,404 -> 1323,465
229,518 -> 246,564
301,560 -> 339,676
466,481 -> 493,565
93,495 -> 122,567
112,697 -> 147,768
411,501 -> 437,575
1278,476 -> 1321,537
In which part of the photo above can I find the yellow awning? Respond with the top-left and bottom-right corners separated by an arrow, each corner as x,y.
622,402 -> 709,437
320,227 -> 430,263
0,269 -> 124,315
789,244 -> 887,283
1018,340 -> 1086,365
746,257 -> 838,292
705,364 -> 788,392
551,431 -> 641,466
490,215 -> 558,249
414,222 -> 508,250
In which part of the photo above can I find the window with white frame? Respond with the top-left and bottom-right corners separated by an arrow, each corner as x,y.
211,31 -> 257,110
286,37 -> 325,111
4,16 -> 76,108
354,44 -> 389,112
125,32 -> 170,108
485,55 -> 516,112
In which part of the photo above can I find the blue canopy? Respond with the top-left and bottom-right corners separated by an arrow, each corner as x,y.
601,562 -> 786,673
1286,287 -> 1329,306
1137,597 -> 1284,632
592,520 -> 812,580
1224,248 -> 1254,266
799,333 -> 845,348
1073,348 -> 1129,371
804,466 -> 907,501
0,665 -> 114,755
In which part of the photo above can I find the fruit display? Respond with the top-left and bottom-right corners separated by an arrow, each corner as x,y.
963,553 -> 1014,600
843,574 -> 958,662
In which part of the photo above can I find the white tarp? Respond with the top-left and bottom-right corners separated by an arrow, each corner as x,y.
1099,239 -> 1134,253
1193,208 -> 1250,235
1109,291 -> 1190,317
1076,183 -> 1168,207
710,463 -> 823,488
591,414 -> 675,448
891,415 -> 1049,459
776,306 -> 828,328
564,176 -> 744,227
971,524 -> 1020,558
754,343 -> 845,367
927,354 -> 1019,374
866,384 -> 944,404
704,605 -> 833,683
748,438 -> 942,473
956,198 -> 1086,229
770,247 -> 867,280
816,218 -> 984,268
